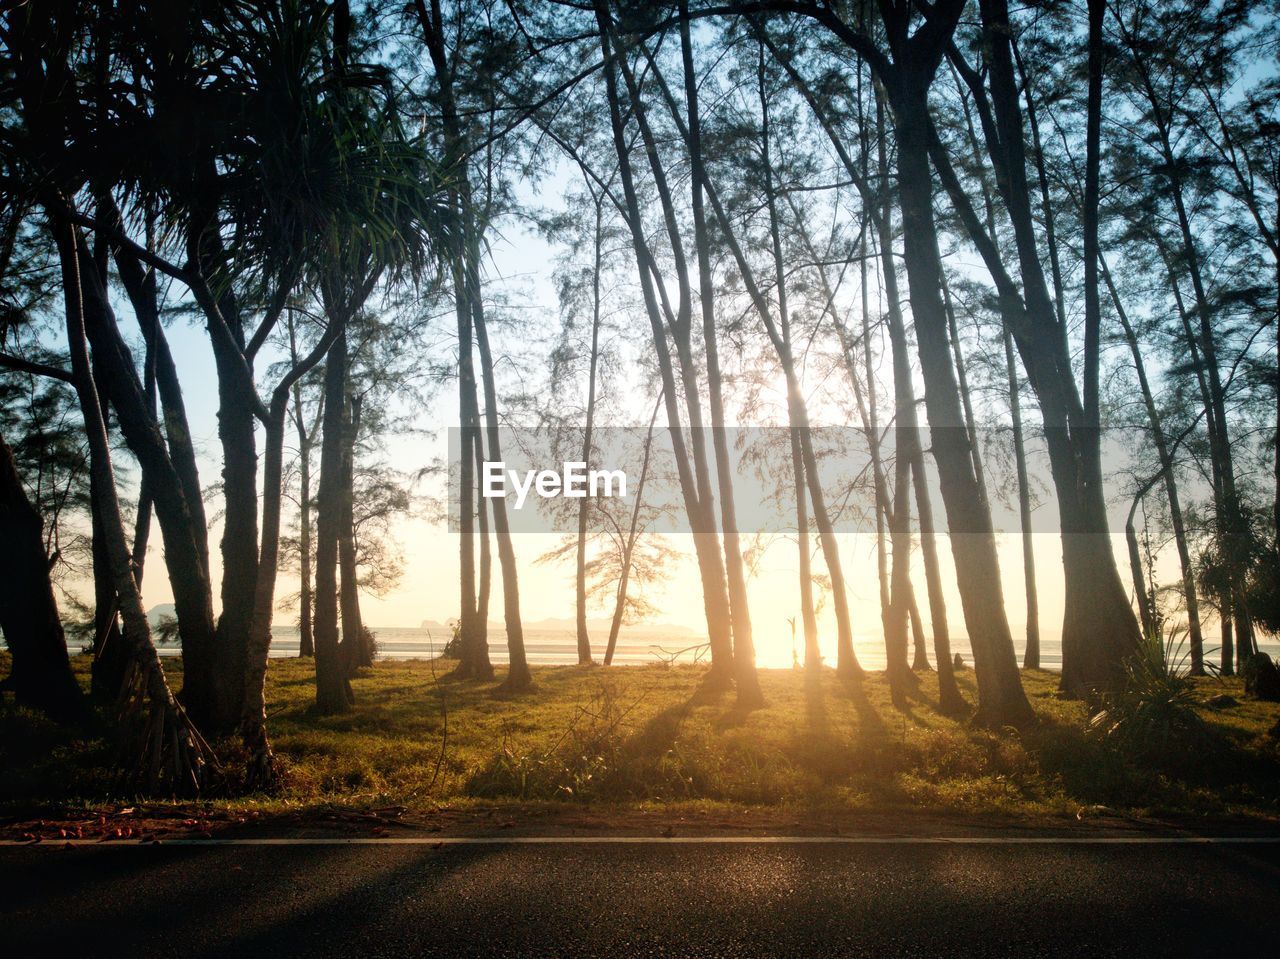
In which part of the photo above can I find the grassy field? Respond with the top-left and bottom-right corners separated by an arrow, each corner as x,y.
2,652 -> 1279,827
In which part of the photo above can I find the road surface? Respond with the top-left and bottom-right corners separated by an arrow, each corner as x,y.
3,836 -> 1279,957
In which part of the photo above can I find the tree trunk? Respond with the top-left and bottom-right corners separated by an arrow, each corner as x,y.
0,432 -> 84,721
290,352 -> 315,659
668,50 -> 859,681
1126,493 -> 1157,639
473,413 -> 492,641
1220,597 -> 1234,676
59,213 -> 221,730
791,428 -> 821,670
472,258 -> 532,692
1003,329 -> 1041,669
314,329 -> 353,714
89,454 -> 128,702
186,207 -> 258,733
912,454 -> 963,711
605,395 -> 663,666
240,318 -> 349,784
876,87 -> 921,698
416,0 -> 491,682
935,32 -> 1139,696
686,8 -> 760,705
339,396 -> 369,672
891,83 -> 1031,727
575,200 -> 604,666
907,584 -> 929,670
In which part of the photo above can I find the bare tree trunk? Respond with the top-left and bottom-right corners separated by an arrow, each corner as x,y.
288,324 -> 316,659
686,6 -> 760,705
907,584 -> 929,670
876,87 -> 920,699
240,318 -> 348,784
63,215 -> 222,731
473,415 -> 492,639
892,84 -> 1032,727
314,328 -> 353,714
1221,596 -> 1235,676
605,395 -> 662,666
936,0 -> 1138,695
415,0 -> 491,682
187,205 -> 258,735
791,428 -> 821,670
297,437 -> 314,659
942,280 -> 989,508
1004,329 -> 1041,668
912,454 -> 963,711
472,269 -> 532,692
339,396 -> 369,671
575,200 -> 604,666
1126,491 -> 1157,639
661,43 -> 859,682
89,453 -> 127,702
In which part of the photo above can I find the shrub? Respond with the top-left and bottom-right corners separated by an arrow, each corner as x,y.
1090,629 -> 1218,767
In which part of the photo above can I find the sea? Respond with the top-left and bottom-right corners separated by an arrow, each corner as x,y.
150,624 -> 1280,672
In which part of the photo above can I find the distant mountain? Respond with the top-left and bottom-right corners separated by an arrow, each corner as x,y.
416,615 -> 695,637
146,604 -> 177,627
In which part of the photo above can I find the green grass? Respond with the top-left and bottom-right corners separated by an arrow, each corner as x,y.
2,652 -> 1279,823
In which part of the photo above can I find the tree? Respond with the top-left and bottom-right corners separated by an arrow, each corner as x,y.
0,430 -> 84,721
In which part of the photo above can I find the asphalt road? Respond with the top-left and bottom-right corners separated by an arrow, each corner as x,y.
3,838 -> 1279,958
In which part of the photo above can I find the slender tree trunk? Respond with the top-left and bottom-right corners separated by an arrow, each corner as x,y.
0,433 -> 84,721
239,321 -> 348,782
1004,329 -> 1041,668
186,206 -> 258,733
667,53 -> 859,681
791,428 -> 820,670
575,201 -> 604,666
58,214 -> 221,730
473,416 -> 492,638
1126,487 -> 1157,639
890,82 -> 1032,727
338,396 -> 369,672
932,0 -> 1139,695
942,280 -> 989,508
472,265 -> 531,691
290,364 -> 315,659
912,454 -> 963,711
416,0 -> 490,682
89,454 -> 127,702
1221,596 -> 1235,675
314,328 -> 352,714
605,395 -> 663,666
907,585 -> 929,670
875,87 -> 920,698
686,8 -> 760,705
